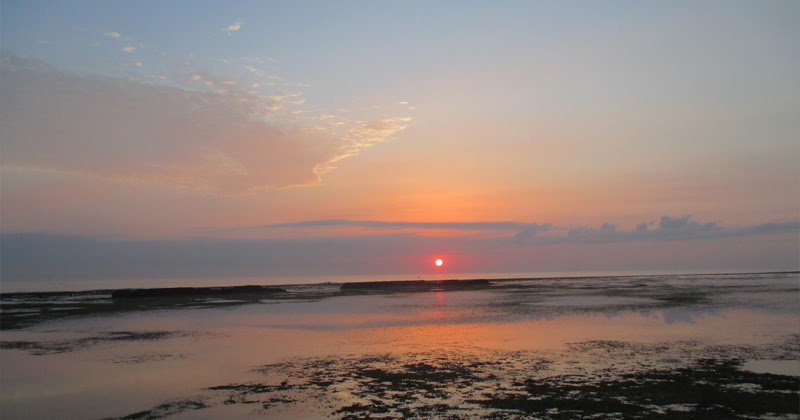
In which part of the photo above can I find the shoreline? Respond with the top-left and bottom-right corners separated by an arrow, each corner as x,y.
1,271 -> 797,331
1,270 -> 796,298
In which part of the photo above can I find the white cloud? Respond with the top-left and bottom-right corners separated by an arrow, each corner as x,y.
314,116 -> 412,176
186,73 -> 203,83
104,31 -> 120,39
122,46 -> 136,53
224,21 -> 242,34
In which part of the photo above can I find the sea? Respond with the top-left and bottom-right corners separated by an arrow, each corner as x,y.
1,271 -> 798,419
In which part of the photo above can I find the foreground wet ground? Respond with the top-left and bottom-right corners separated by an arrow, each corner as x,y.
116,336 -> 799,419
1,272 -> 798,418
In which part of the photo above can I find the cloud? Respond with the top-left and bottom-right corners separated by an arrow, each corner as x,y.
513,224 -> 554,244
0,57 -> 387,194
122,46 -> 136,53
224,21 -> 242,34
266,91 -> 301,102
186,72 -> 203,82
238,216 -> 798,245
657,215 -> 714,231
104,32 -> 120,38
560,216 -> 797,244
252,219 -> 552,232
316,117 -> 412,175
0,55 -> 410,194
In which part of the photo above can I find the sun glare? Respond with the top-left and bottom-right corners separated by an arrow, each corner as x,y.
434,258 -> 444,267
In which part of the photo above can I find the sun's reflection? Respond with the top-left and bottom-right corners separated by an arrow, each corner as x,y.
419,291 -> 449,322
434,291 -> 445,305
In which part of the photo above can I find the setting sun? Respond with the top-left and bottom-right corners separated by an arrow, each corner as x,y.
434,258 -> 444,267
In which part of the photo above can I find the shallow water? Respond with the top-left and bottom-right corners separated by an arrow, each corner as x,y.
1,272 -> 798,419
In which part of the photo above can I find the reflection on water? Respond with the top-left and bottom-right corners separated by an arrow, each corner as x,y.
742,359 -> 800,376
1,272 -> 798,419
525,295 -> 659,306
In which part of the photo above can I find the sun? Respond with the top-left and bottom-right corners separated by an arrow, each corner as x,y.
434,258 -> 444,267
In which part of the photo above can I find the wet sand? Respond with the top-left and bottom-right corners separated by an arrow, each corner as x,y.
1,272 -> 798,418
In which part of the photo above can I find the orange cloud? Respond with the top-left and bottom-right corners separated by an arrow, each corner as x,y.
0,56 -> 411,195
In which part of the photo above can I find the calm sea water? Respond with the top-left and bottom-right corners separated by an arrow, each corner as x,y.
1,272 -> 798,419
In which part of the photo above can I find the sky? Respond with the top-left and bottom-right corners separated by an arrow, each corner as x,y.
1,1 -> 798,287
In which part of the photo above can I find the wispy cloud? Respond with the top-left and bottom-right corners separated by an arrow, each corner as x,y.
122,46 -> 136,53
103,31 -> 120,39
224,21 -> 242,34
315,117 -> 412,175
0,55 -> 412,194
0,56 -> 333,194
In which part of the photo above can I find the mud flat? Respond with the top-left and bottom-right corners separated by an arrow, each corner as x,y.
107,336 -> 800,419
1,272 -> 798,419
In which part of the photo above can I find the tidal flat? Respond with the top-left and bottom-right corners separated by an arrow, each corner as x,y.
1,272 -> 798,419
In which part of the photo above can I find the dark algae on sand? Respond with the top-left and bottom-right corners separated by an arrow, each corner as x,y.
108,336 -> 800,419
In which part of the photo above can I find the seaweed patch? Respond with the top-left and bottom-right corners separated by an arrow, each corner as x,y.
1,330 -> 195,355
111,335 -> 800,419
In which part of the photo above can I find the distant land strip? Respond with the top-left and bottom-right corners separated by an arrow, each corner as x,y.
110,285 -> 286,299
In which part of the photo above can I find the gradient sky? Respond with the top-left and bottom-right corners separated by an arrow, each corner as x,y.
1,1 -> 798,286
